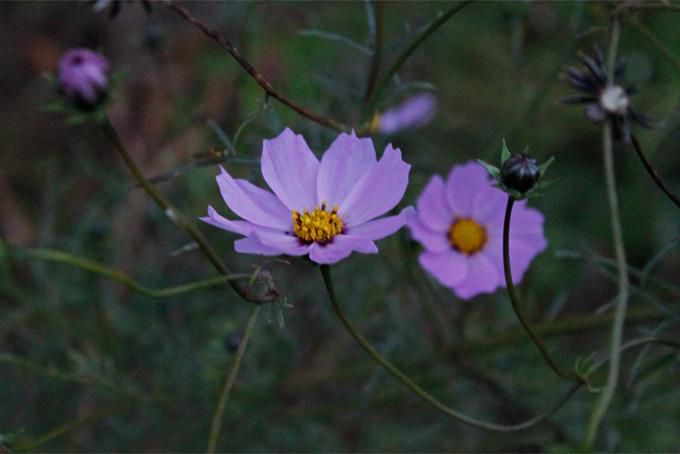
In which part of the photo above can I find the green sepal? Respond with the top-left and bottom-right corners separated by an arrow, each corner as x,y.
500,139 -> 511,165
539,156 -> 555,176
477,159 -> 500,180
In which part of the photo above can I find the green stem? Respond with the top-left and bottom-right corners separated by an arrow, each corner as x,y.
363,1 -> 472,118
585,17 -> 629,448
630,134 -> 680,210
321,265 -> 579,432
502,197 -> 578,381
362,1 -> 384,107
101,115 -> 274,304
628,14 -> 680,76
459,307 -> 661,355
11,247 -> 250,299
206,305 -> 261,453
15,404 -> 130,452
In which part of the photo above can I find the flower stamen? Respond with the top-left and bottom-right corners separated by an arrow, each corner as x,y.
449,218 -> 487,255
292,202 -> 344,244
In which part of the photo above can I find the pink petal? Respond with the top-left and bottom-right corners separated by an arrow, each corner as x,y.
408,216 -> 451,252
200,205 -> 258,236
418,250 -> 468,287
308,235 -> 378,264
261,128 -> 319,212
316,131 -> 377,209
339,144 -> 410,227
252,230 -> 311,257
234,236 -> 283,256
347,206 -> 414,241
452,252 -> 501,300
416,175 -> 453,232
216,166 -> 291,230
445,162 -> 491,217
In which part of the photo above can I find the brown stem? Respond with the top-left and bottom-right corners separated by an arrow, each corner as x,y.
163,0 -> 349,132
102,116 -> 275,305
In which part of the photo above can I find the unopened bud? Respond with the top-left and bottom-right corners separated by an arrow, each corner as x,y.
501,154 -> 541,194
57,48 -> 109,111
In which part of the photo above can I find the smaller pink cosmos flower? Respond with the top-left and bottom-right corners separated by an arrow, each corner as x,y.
408,162 -> 547,300
377,93 -> 437,135
57,48 -> 109,109
202,128 -> 413,265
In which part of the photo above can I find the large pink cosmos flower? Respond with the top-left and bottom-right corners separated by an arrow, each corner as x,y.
202,128 -> 413,265
408,162 -> 547,299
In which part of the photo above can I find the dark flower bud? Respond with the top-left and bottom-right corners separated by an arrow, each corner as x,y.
57,48 -> 109,111
501,153 -> 541,194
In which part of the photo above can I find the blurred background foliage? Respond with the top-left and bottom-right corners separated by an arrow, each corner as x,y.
1,1 -> 679,451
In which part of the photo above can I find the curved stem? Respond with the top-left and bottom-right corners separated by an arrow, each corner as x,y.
585,17 -> 630,448
101,115 -> 275,304
630,134 -> 680,210
11,247 -> 251,299
163,0 -> 348,132
362,1 -> 384,107
321,265 -> 577,432
503,197 -> 577,381
363,1 -> 473,118
206,305 -> 261,453
16,403 -> 130,452
321,265 -> 679,433
628,14 -> 680,76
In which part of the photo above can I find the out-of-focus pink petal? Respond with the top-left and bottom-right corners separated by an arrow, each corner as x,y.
317,131 -> 377,208
308,235 -> 378,264
378,93 -> 437,135
408,216 -> 450,252
216,166 -> 290,230
451,253 -> 500,299
445,162 -> 490,217
340,144 -> 410,227
416,175 -> 452,231
261,128 -> 319,212
347,206 -> 414,241
418,250 -> 468,287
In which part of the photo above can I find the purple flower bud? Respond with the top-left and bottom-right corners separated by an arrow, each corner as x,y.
57,48 -> 109,110
377,93 -> 437,134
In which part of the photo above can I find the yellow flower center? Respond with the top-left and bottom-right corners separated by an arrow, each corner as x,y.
292,202 -> 344,244
449,218 -> 487,255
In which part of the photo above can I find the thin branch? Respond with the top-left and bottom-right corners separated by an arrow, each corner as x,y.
101,115 -> 276,305
321,265 -> 679,432
11,247 -> 251,299
628,14 -> 680,76
15,404 -> 130,452
321,265 -> 576,432
630,134 -> 680,210
585,17 -> 630,448
362,1 -> 384,106
502,197 -> 585,381
206,305 -> 261,453
162,0 -> 349,132
363,1 -> 473,117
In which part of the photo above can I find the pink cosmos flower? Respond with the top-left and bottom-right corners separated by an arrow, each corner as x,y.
201,128 -> 413,265
57,48 -> 109,108
377,93 -> 437,135
408,162 -> 547,300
